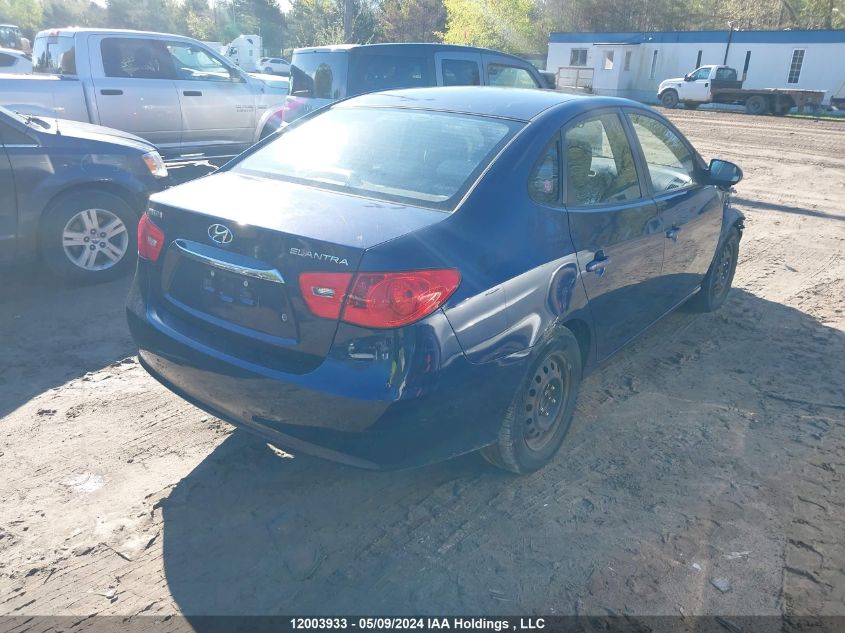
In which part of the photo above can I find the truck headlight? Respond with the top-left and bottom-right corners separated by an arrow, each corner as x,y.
142,151 -> 168,179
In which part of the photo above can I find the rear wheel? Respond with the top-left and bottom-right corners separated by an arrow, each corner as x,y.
745,95 -> 770,115
661,90 -> 679,109
263,66 -> 274,74
40,190 -> 137,283
689,227 -> 740,312
481,332 -> 582,474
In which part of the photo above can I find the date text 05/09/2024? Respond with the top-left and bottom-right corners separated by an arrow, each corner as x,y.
289,618 -> 547,631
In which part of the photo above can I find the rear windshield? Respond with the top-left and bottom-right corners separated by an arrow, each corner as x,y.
289,51 -> 348,99
32,34 -> 76,74
233,107 -> 522,210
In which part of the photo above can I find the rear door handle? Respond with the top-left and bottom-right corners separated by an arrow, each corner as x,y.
183,90 -> 203,96
100,89 -> 123,95
666,226 -> 681,242
585,252 -> 610,275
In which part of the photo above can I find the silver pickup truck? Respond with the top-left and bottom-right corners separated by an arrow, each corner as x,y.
0,28 -> 287,158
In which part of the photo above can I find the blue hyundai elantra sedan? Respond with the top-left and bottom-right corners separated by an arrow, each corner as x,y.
127,87 -> 744,473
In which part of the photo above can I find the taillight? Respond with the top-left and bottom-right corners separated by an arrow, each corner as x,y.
137,213 -> 164,262
299,269 -> 461,329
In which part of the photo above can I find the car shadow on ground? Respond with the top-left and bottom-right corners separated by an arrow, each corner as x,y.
0,268 -> 136,419
159,288 -> 845,616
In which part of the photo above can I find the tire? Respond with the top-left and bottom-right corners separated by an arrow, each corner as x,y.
40,190 -> 138,283
481,331 -> 582,474
683,101 -> 700,110
661,90 -> 679,109
263,66 -> 274,74
688,227 -> 740,313
745,95 -> 770,115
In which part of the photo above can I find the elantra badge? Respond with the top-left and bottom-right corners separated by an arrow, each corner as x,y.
208,224 -> 234,245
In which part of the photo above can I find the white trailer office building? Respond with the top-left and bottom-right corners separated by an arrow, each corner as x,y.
546,29 -> 845,105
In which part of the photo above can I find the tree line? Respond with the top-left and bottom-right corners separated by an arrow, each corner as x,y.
2,0 -> 842,57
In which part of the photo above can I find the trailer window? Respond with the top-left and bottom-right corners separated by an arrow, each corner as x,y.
570,49 -> 587,66
649,50 -> 658,79
787,49 -> 804,84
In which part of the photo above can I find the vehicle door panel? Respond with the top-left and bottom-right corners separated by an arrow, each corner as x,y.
0,142 -> 16,262
689,67 -> 711,101
626,110 -> 722,306
89,35 -> 182,149
563,110 -> 665,360
168,41 -> 256,150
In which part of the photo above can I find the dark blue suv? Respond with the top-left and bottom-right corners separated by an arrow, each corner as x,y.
127,87 -> 743,473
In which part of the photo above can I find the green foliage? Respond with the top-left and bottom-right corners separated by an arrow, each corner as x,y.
440,0 -> 539,53
379,0 -> 446,42
0,0 -> 44,37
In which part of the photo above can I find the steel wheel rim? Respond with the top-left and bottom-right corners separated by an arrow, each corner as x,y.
523,353 -> 569,452
711,240 -> 735,300
62,208 -> 129,272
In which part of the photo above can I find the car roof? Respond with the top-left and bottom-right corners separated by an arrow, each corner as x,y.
0,47 -> 26,56
294,42 -> 532,63
34,27 -> 203,42
336,86 -> 647,122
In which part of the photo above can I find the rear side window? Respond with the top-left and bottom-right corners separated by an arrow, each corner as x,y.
564,113 -> 641,207
714,67 -> 737,81
628,113 -> 697,193
290,51 -> 349,99
442,59 -> 480,86
101,38 -> 175,79
528,140 -> 560,205
349,53 -> 431,95
32,35 -> 76,74
234,107 -> 522,210
0,25 -> 21,49
488,63 -> 539,89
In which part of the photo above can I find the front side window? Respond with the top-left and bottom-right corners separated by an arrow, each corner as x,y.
0,25 -> 21,49
101,38 -> 174,79
564,113 -> 640,207
488,63 -> 539,88
628,113 -> 697,193
528,140 -> 560,205
570,49 -> 588,66
349,54 -> 430,95
168,43 -> 232,81
32,35 -> 76,74
0,53 -> 14,67
442,59 -> 480,86
233,107 -> 522,210
689,67 -> 711,81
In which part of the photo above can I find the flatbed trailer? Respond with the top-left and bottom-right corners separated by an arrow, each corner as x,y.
658,64 -> 825,115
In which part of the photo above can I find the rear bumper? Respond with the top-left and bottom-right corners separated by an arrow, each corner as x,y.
127,282 -> 529,470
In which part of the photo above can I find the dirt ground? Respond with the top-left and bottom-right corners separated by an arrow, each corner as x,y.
1,110 -> 844,620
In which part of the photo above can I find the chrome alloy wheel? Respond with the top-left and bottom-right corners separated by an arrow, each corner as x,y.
62,208 -> 129,271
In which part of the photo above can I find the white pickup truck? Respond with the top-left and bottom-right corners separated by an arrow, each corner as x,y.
0,28 -> 288,158
657,64 -> 825,116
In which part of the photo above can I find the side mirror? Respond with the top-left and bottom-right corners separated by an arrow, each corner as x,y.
684,73 -> 693,82
708,159 -> 743,188
229,68 -> 245,83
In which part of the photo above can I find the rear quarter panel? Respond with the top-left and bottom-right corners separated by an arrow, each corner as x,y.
360,109 -> 594,368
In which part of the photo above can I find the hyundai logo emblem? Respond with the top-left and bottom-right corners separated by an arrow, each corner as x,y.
208,223 -> 234,245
